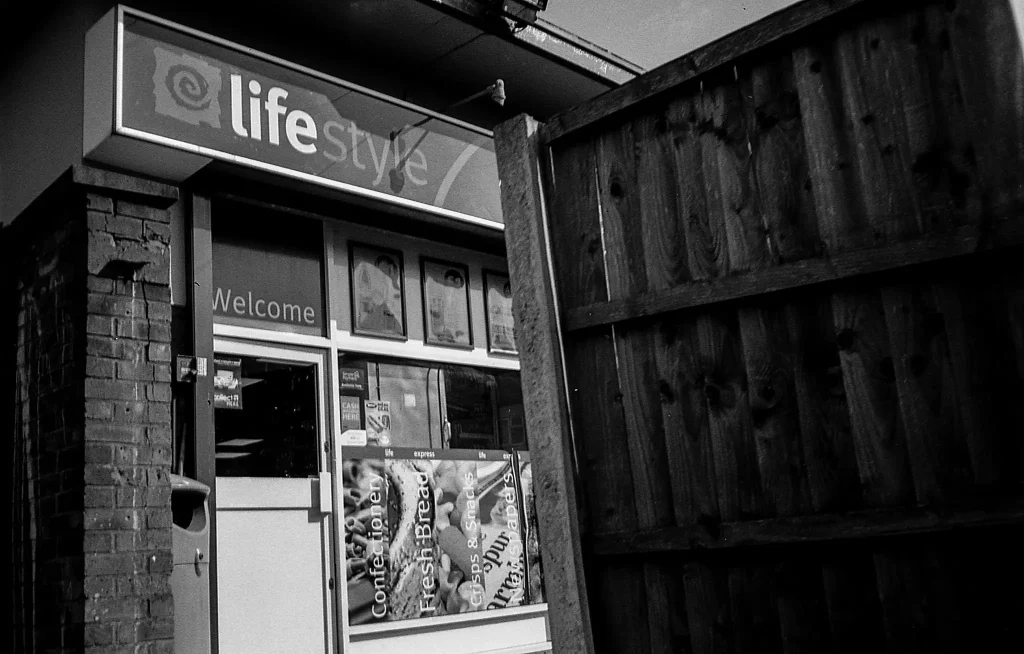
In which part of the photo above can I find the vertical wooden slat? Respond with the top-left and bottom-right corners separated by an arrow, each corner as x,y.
792,43 -> 870,251
655,316 -> 721,527
563,335 -> 636,535
595,125 -> 674,529
595,121 -> 676,654
992,261 -> 1024,483
591,562 -> 651,654
775,560 -> 832,654
882,281 -> 973,503
635,109 -> 692,290
894,5 -> 981,228
645,561 -> 692,654
668,93 -> 729,281
796,21 -> 914,508
829,292 -> 913,506
494,115 -> 595,654
873,547 -> 961,654
699,310 -> 766,522
820,552 -> 886,654
931,279 -> 1000,485
835,19 -> 923,244
748,55 -> 821,264
728,564 -> 783,654
735,57 -> 818,518
712,78 -> 771,272
947,0 -> 1024,220
737,302 -> 812,517
547,139 -> 608,309
786,297 -> 862,513
684,562 -> 733,654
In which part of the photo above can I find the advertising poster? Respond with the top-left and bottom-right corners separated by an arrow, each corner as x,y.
342,447 -> 530,626
364,401 -> 392,446
212,358 -> 243,409
422,258 -> 472,349
484,271 -> 517,354
351,244 -> 406,340
342,451 -> 390,624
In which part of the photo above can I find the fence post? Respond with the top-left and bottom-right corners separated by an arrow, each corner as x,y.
495,114 -> 595,654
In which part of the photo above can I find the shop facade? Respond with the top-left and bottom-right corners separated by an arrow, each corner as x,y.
3,2 -> 637,652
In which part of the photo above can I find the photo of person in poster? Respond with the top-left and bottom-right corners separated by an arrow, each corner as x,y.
351,245 -> 405,339
485,272 -> 516,353
423,259 -> 472,348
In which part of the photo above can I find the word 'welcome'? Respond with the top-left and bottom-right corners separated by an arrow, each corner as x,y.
214,288 -> 316,325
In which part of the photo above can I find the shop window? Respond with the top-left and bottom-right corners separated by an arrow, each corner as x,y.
340,354 -> 545,626
337,353 -> 526,451
213,356 -> 319,478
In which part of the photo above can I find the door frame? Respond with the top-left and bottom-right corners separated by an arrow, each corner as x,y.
212,337 -> 339,654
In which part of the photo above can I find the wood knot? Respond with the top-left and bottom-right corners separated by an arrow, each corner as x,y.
658,380 -> 676,403
704,383 -> 721,405
609,178 -> 625,199
836,329 -> 856,351
809,60 -> 822,74
861,113 -> 876,126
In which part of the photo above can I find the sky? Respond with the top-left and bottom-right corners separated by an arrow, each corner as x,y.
543,0 -> 803,70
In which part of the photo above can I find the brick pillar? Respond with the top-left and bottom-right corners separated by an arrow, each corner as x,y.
9,176 -> 88,653
8,165 -> 179,653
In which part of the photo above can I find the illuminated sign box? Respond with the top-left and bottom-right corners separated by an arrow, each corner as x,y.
84,7 -> 504,228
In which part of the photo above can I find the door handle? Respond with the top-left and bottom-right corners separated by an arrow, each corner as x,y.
318,471 -> 333,514
194,548 -> 204,576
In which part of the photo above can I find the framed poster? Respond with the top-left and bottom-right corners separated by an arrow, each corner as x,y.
421,258 -> 473,349
483,271 -> 517,354
350,243 -> 407,340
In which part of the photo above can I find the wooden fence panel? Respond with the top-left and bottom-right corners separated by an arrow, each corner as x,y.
495,0 -> 1024,652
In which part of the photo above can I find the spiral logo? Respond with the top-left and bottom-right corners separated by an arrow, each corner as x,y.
152,47 -> 222,128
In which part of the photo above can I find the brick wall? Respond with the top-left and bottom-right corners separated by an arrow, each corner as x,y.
8,166 -> 178,653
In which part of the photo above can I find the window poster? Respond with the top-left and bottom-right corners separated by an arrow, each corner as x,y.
213,358 -> 243,410
350,243 -> 406,340
422,258 -> 473,349
484,271 -> 516,354
343,448 -> 537,627
364,401 -> 392,446
517,452 -> 544,604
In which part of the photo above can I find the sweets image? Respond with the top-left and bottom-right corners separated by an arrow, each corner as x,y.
342,457 -> 390,625
431,459 -> 526,613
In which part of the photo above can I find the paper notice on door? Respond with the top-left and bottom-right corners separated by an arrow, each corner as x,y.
364,401 -> 392,446
341,429 -> 368,446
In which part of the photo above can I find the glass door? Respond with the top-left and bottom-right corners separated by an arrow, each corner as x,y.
212,340 -> 336,654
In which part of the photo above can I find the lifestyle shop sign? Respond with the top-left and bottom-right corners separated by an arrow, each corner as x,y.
84,8 -> 503,227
